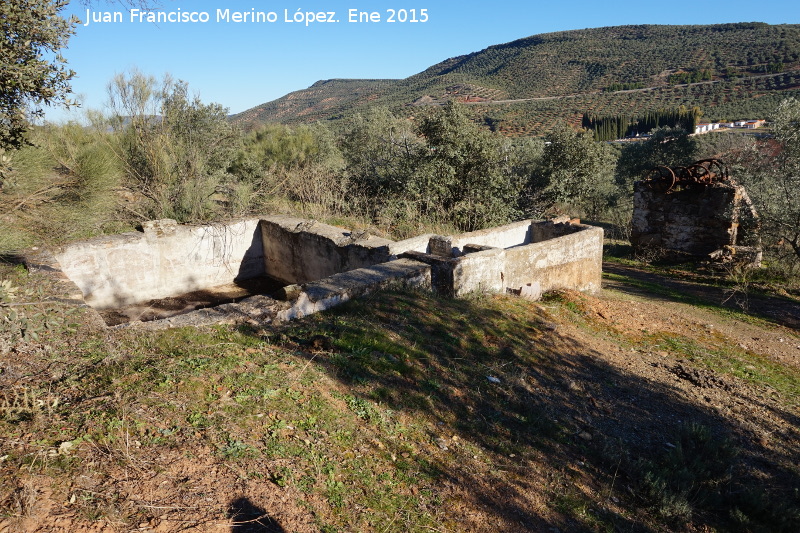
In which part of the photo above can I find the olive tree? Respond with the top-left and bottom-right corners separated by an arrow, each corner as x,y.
526,124 -> 617,219
413,101 -> 524,230
340,102 -> 526,231
341,107 -> 422,201
739,98 -> 800,265
0,0 -> 77,150
615,127 -> 700,190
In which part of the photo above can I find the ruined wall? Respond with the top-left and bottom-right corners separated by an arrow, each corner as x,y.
278,259 -> 432,321
503,225 -> 604,294
259,215 -> 430,284
405,220 -> 603,297
53,218 -> 264,309
631,180 -> 760,258
44,215 -> 605,327
429,219 -> 532,257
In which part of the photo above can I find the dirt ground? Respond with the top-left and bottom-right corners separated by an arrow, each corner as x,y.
1,261 -> 799,532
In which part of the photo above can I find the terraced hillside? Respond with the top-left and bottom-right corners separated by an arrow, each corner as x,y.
234,79 -> 398,129
232,22 -> 800,135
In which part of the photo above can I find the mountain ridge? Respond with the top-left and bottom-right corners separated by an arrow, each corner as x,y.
232,22 -> 800,135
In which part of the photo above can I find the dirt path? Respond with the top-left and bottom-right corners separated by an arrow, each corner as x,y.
601,262 -> 800,369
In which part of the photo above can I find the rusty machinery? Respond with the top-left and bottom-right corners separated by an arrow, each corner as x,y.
644,159 -> 730,193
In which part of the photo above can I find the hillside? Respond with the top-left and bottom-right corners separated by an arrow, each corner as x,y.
2,255 -> 799,531
232,78 -> 398,126
232,22 -> 800,135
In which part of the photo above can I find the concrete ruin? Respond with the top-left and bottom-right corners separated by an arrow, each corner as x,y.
27,215 -> 603,328
630,159 -> 762,265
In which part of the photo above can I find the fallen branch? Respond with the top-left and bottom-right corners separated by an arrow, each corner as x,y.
0,300 -> 79,308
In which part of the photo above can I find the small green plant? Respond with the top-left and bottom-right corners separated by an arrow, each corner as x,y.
635,422 -> 738,524
342,394 -> 379,423
270,466 -> 293,487
219,439 -> 257,460
1,280 -> 79,345
186,412 -> 210,429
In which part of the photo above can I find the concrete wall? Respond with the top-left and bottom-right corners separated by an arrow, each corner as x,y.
47,215 -> 604,324
260,216 -> 432,284
503,225 -> 604,294
53,218 -> 264,309
259,216 -> 394,284
430,220 -> 533,257
389,234 -> 436,256
530,219 -> 586,243
405,221 -> 604,297
278,258 -> 431,321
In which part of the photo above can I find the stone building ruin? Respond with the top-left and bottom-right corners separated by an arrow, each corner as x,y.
630,159 -> 762,266
24,215 -> 604,329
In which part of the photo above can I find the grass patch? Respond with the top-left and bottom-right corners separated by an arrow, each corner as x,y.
3,263 -> 799,531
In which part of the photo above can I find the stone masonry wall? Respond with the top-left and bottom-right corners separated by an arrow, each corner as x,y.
631,180 -> 760,258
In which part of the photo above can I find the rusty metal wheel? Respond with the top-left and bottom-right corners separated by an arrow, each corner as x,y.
645,165 -> 677,193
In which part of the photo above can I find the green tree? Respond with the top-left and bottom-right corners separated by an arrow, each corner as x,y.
339,103 -> 531,231
615,127 -> 700,189
0,0 -> 77,150
107,70 -> 241,222
527,124 -> 617,219
341,106 -> 421,200
414,101 -> 523,230
739,98 -> 800,264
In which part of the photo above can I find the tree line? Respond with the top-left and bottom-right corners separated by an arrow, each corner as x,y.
582,107 -> 702,141
2,69 -> 800,276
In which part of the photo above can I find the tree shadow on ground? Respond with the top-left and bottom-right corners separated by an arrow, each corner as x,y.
276,288 -> 800,532
603,261 -> 800,329
228,497 -> 286,533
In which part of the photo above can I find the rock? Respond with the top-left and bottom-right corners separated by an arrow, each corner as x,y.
578,431 -> 593,441
276,284 -> 302,301
520,282 -> 542,301
58,440 -> 76,455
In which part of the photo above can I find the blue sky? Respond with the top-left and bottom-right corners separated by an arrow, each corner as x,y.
49,0 -> 799,121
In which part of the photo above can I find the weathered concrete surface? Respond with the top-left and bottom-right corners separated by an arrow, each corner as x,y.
53,218 -> 264,309
40,214 -> 604,327
127,295 -> 289,330
406,220 -> 603,297
503,225 -> 604,294
277,258 -> 431,321
631,180 -> 761,260
530,219 -> 586,243
260,216 -> 395,284
430,220 -> 532,257
388,234 -> 436,257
